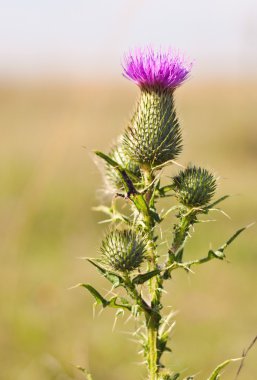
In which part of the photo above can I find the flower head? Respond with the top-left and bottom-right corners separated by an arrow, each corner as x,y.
100,230 -> 147,272
122,47 -> 192,90
172,166 -> 217,207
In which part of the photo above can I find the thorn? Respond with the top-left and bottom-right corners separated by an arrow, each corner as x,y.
68,283 -> 82,290
246,221 -> 256,229
124,313 -> 133,325
112,316 -> 118,332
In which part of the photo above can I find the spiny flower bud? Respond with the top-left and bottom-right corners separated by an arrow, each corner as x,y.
105,142 -> 142,192
172,166 -> 217,207
123,89 -> 182,168
100,230 -> 147,272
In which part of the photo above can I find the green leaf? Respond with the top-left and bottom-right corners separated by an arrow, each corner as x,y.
132,269 -> 160,285
207,358 -> 241,380
81,284 -> 131,311
95,150 -> 149,215
205,195 -> 230,209
95,151 -> 135,195
218,225 -> 251,253
196,223 -> 252,265
80,284 -> 109,307
149,208 -> 161,223
95,150 -> 120,168
87,259 -> 123,288
211,224 -> 252,259
156,184 -> 174,198
108,296 -> 132,311
132,193 -> 150,215
207,249 -> 225,260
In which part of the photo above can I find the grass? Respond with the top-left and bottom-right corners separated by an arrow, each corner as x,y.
0,79 -> 256,380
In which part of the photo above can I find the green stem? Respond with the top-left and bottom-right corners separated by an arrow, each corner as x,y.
126,281 -> 150,313
143,167 -> 161,380
170,209 -> 197,262
162,209 -> 197,280
147,315 -> 158,380
124,271 -> 160,380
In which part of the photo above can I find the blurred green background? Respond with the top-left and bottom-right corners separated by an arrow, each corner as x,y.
1,80 -> 256,380
1,1 -> 257,379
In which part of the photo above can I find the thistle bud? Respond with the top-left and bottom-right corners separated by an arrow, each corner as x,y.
123,90 -> 182,168
105,142 -> 142,192
172,166 -> 216,207
100,230 -> 146,272
122,47 -> 192,169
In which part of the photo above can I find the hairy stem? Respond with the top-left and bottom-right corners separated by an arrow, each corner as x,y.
170,210 -> 196,262
147,314 -> 159,380
143,168 -> 161,380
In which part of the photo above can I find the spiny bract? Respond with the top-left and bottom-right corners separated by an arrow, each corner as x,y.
172,166 -> 216,207
105,142 -> 142,192
123,90 -> 182,168
100,230 -> 147,272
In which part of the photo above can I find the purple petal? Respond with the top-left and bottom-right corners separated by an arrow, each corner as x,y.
122,47 -> 192,90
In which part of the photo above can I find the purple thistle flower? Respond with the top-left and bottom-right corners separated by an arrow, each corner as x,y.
122,47 -> 192,90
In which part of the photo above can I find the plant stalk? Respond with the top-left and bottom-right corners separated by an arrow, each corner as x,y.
143,168 -> 161,380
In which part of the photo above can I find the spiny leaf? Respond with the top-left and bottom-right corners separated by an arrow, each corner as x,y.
95,150 -> 119,167
108,296 -> 132,311
218,224 -> 252,253
80,284 -> 109,307
81,284 -> 132,311
95,150 -> 149,215
95,150 -> 136,195
210,224 -> 253,259
87,259 -> 124,288
149,208 -> 162,223
156,184 -> 174,198
183,224 -> 253,268
207,358 -> 241,380
205,195 -> 230,209
207,249 -> 225,260
132,193 -> 150,215
132,269 -> 160,285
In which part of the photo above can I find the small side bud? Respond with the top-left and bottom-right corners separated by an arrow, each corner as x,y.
105,142 -> 142,192
100,230 -> 147,272
172,166 -> 216,207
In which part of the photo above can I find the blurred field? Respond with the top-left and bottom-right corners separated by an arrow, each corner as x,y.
0,79 -> 257,380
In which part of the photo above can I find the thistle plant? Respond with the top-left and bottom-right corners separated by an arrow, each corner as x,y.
79,47 -> 249,380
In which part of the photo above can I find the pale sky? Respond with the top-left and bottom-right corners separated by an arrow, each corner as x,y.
0,0 -> 256,80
